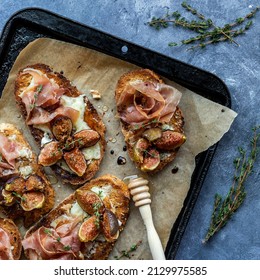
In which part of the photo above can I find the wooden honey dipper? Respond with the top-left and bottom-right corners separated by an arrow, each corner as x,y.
127,176 -> 166,260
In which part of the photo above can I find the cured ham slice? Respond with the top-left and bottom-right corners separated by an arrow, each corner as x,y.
27,106 -> 80,125
22,220 -> 81,260
117,80 -> 182,126
0,228 -> 14,260
0,133 -> 20,169
20,68 -> 67,124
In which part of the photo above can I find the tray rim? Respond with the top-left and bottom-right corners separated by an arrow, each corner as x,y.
0,8 -> 232,259
0,8 -> 232,107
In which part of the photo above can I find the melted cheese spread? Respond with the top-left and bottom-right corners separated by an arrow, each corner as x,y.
60,94 -> 90,132
91,185 -> 112,200
70,202 -> 89,218
81,143 -> 101,160
19,165 -> 33,178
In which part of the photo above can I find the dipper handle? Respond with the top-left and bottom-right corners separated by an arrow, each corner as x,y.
128,177 -> 166,260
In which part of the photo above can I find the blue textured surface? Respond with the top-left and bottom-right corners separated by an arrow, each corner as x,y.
0,0 -> 259,260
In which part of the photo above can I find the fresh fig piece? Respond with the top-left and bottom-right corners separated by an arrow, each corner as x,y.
25,175 -> 45,191
78,216 -> 100,242
76,190 -> 104,215
102,188 -> 129,224
141,148 -> 160,171
102,209 -> 119,242
1,189 -> 16,206
154,131 -> 186,150
20,191 -> 45,211
73,129 -> 100,148
38,141 -> 63,166
5,177 -> 26,193
133,138 -> 150,163
51,116 -> 73,141
63,148 -> 87,176
142,128 -> 162,142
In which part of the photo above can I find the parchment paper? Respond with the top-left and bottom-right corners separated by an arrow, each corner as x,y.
0,38 -> 237,259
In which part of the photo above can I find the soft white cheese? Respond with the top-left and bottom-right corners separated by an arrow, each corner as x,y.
56,160 -> 75,174
19,165 -> 33,178
8,135 -> 17,141
60,94 -> 90,132
91,185 -> 112,200
18,147 -> 32,159
70,202 -> 89,218
41,132 -> 53,147
81,143 -> 101,160
161,124 -> 174,131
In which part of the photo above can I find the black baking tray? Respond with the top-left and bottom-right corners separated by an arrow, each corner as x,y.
0,8 -> 231,259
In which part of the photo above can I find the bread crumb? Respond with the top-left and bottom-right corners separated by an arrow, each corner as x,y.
90,89 -> 101,100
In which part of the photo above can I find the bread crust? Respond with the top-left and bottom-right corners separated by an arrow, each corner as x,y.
0,123 -> 55,228
15,64 -> 106,185
23,174 -> 130,260
115,69 -> 185,173
0,218 -> 22,260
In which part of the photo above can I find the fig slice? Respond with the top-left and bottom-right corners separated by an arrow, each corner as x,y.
78,216 -> 100,242
51,116 -> 73,141
133,138 -> 150,163
102,188 -> 129,224
25,175 -> 45,191
75,189 -> 104,215
142,128 -> 162,142
1,189 -> 16,206
5,177 -> 26,193
63,148 -> 87,176
141,148 -> 160,172
73,129 -> 100,148
38,141 -> 63,166
102,209 -> 119,242
20,191 -> 45,211
154,131 -> 186,150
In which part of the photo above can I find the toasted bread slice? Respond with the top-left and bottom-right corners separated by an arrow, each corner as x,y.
15,64 -> 106,185
23,174 -> 130,260
0,218 -> 22,260
0,123 -> 55,228
115,69 -> 185,173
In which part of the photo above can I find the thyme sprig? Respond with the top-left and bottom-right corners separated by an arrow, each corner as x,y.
93,202 -> 102,229
29,84 -> 43,109
12,191 -> 26,202
114,240 -> 142,260
204,126 -> 260,242
148,2 -> 259,50
43,228 -> 71,250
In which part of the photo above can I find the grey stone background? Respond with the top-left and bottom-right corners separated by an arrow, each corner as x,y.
0,0 -> 259,259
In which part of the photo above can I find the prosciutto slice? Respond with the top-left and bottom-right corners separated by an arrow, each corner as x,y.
0,133 -> 21,169
20,69 -> 68,124
117,80 -> 182,126
27,106 -> 80,125
0,228 -> 14,260
22,218 -> 82,260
